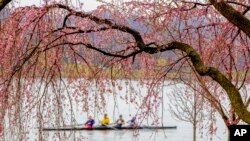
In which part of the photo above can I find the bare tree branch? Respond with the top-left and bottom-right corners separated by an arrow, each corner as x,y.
0,0 -> 11,11
48,4 -> 146,49
209,0 -> 250,38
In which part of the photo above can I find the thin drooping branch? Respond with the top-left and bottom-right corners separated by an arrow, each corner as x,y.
0,0 -> 11,11
187,64 -> 229,125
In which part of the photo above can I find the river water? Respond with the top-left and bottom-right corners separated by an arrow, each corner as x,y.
3,80 -> 228,141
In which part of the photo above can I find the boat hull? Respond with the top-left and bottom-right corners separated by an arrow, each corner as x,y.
42,126 -> 177,131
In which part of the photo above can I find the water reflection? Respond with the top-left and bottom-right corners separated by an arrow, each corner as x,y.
44,129 -> 177,141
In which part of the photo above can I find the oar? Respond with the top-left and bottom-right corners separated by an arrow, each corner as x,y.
58,123 -> 84,128
101,123 -> 118,130
41,123 -> 84,129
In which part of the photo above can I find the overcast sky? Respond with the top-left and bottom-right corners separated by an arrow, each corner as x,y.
17,0 -> 104,11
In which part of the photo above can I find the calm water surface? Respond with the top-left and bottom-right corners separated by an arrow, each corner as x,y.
5,80 -> 229,141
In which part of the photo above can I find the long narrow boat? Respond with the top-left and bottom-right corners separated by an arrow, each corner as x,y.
42,125 -> 177,131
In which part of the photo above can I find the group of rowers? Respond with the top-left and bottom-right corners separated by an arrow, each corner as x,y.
84,114 -> 137,129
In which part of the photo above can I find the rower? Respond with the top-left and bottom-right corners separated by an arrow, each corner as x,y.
100,114 -> 110,126
128,116 -> 138,128
114,115 -> 125,128
84,115 -> 95,128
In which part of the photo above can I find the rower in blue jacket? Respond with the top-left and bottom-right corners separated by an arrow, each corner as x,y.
84,115 -> 95,128
128,116 -> 138,128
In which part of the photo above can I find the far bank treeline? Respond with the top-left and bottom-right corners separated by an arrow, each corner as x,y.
63,59 -> 176,79
34,56 -> 250,80
35,56 -> 180,79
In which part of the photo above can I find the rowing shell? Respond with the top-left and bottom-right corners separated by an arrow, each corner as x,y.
42,125 -> 177,131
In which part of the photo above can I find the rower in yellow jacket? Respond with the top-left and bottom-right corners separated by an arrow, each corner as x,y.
100,114 -> 110,126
